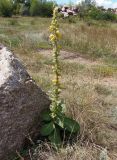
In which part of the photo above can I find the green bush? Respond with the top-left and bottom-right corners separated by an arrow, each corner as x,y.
88,7 -> 117,21
101,11 -> 117,21
0,0 -> 13,17
19,4 -> 30,16
13,1 -> 21,15
40,1 -> 53,17
30,0 -> 53,17
30,0 -> 39,16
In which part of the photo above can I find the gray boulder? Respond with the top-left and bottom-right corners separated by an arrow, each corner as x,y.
0,46 -> 50,160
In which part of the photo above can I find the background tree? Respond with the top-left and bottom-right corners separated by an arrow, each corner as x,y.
30,0 -> 54,17
13,0 -> 30,15
88,6 -> 117,21
78,0 -> 96,19
0,0 -> 13,17
30,0 -> 40,16
82,0 -> 96,6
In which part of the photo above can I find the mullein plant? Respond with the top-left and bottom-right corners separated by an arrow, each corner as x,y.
40,7 -> 80,148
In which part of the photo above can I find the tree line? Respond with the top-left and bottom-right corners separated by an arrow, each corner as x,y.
0,0 -> 116,22
0,0 -> 54,17
78,0 -> 117,22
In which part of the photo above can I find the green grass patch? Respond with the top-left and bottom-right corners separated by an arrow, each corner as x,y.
92,65 -> 117,78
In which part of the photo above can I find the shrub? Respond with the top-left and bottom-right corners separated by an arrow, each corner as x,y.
0,0 -> 13,17
40,1 -> 54,17
102,11 -> 117,21
30,0 -> 54,17
88,7 -> 117,22
30,0 -> 40,16
19,4 -> 30,16
13,1 -> 21,15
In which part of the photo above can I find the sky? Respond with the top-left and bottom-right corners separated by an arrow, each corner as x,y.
55,0 -> 117,8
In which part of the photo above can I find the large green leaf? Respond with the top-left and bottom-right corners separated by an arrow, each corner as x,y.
63,117 -> 80,133
56,115 -> 80,134
49,127 -> 62,148
40,122 -> 55,136
41,110 -> 52,122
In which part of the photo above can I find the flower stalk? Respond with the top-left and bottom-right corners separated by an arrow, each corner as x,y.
49,7 -> 62,117
40,7 -> 80,147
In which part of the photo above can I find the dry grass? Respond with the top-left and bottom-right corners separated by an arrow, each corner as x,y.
0,17 -> 117,160
19,49 -> 117,159
32,142 -> 100,160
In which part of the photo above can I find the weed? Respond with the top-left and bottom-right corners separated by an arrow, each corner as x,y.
40,7 -> 80,148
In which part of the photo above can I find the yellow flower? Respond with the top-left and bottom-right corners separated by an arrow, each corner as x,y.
51,112 -> 56,118
53,7 -> 58,15
52,79 -> 58,84
49,34 -> 56,42
49,25 -> 54,32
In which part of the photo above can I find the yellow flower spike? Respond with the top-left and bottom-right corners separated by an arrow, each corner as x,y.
41,7 -> 80,145
53,7 -> 58,15
49,7 -> 62,114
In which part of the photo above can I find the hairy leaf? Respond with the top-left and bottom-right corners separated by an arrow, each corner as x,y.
40,122 -> 55,136
41,110 -> 52,122
63,117 -> 80,133
49,127 -> 62,148
56,115 -> 80,133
